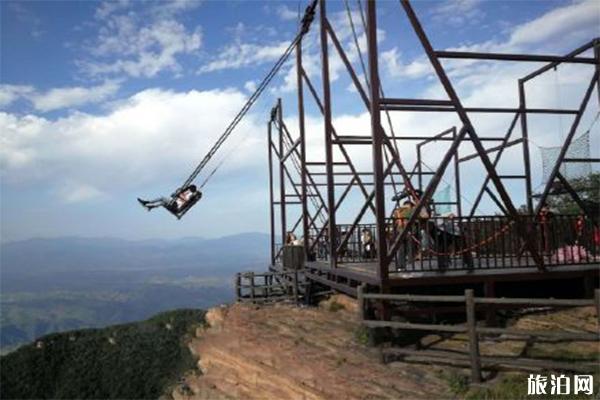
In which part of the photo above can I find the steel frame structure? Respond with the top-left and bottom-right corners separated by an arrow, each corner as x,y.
267,0 -> 600,294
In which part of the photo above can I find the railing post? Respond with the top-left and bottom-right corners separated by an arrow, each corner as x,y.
465,289 -> 482,383
235,273 -> 241,302
266,274 -> 270,300
595,289 -> 600,325
250,272 -> 255,303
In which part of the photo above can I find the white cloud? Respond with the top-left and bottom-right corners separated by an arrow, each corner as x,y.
58,182 -> 107,204
0,82 -> 120,113
0,85 -> 35,108
382,0 -> 599,83
198,40 -> 289,74
94,0 -> 130,20
29,81 -> 121,112
430,0 -> 485,28
381,48 -> 432,80
82,2 -> 203,78
276,5 -> 299,21
509,0 -> 599,48
244,80 -> 258,93
0,88 -> 266,203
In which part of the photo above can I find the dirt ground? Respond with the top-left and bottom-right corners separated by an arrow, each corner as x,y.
172,296 -> 599,400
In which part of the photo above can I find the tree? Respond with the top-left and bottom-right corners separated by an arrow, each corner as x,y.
545,173 -> 599,214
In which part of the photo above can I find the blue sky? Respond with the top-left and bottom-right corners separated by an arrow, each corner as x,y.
1,0 -> 598,242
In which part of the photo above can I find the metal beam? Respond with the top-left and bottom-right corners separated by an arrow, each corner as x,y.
381,105 -> 579,114
400,0 -> 543,269
459,138 -> 523,163
319,0 -> 337,269
267,120 -> 275,264
521,39 -> 597,82
296,39 -> 310,258
367,0 -> 388,282
435,50 -> 597,64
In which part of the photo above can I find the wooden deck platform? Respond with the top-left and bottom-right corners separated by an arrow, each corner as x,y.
282,259 -> 600,297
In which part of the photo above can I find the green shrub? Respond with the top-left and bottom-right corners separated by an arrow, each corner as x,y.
354,326 -> 370,345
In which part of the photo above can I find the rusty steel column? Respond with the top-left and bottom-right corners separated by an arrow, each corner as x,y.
268,119 -> 276,265
277,98 -> 287,248
366,0 -> 388,281
319,0 -> 337,269
296,40 -> 310,259
595,40 -> 600,106
452,127 -> 463,216
518,80 -> 533,213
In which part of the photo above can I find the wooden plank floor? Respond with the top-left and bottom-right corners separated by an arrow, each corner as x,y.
306,259 -> 599,282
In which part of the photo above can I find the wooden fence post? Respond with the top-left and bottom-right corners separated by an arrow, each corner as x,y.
595,289 -> 600,325
465,289 -> 482,383
250,272 -> 255,303
293,270 -> 299,305
357,284 -> 365,321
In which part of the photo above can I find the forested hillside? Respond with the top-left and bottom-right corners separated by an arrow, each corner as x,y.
1,309 -> 204,399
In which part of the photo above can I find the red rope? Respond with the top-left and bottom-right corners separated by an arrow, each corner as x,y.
400,221 -> 515,257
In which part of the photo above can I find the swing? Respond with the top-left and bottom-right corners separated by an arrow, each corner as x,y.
165,188 -> 203,220
136,0 -> 318,220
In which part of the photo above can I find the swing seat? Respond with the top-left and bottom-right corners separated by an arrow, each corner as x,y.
166,192 -> 202,220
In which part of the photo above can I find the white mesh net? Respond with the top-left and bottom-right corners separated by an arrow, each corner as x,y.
539,131 -> 591,184
434,184 -> 452,214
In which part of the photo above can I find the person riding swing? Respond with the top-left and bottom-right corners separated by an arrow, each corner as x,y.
137,185 -> 202,219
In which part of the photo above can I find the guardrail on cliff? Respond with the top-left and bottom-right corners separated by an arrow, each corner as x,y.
357,286 -> 600,383
235,270 -> 305,304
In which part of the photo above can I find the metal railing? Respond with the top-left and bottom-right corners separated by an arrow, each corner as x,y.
308,214 -> 599,271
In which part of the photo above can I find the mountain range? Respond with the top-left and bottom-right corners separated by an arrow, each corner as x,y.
0,233 -> 271,352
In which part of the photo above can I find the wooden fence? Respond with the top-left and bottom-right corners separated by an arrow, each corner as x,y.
235,270 -> 304,304
358,287 -> 600,383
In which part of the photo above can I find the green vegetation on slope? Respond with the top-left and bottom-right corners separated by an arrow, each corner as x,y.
0,309 -> 205,399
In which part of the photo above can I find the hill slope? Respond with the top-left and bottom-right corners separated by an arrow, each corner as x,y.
0,309 -> 205,400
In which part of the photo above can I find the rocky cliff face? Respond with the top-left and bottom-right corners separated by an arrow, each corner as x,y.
176,297 -> 449,400
173,297 -> 598,400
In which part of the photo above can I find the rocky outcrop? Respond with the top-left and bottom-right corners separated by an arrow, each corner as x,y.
174,297 -> 599,400
179,298 -> 448,400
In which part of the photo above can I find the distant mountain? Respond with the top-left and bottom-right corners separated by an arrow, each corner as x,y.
1,232 -> 271,275
0,233 -> 270,352
1,309 -> 204,399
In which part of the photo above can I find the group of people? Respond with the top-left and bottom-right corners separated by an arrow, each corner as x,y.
281,190 -> 471,269
539,202 -> 600,263
388,191 -> 472,270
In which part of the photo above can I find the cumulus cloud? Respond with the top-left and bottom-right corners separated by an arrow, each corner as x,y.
276,5 -> 299,22
381,48 -> 433,80
58,182 -> 107,203
0,85 -> 35,108
0,88 -> 265,203
430,0 -> 485,28
30,81 -> 121,112
198,40 -> 290,74
383,0 -> 599,82
81,1 -> 203,78
508,0 -> 599,49
0,82 -> 120,112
